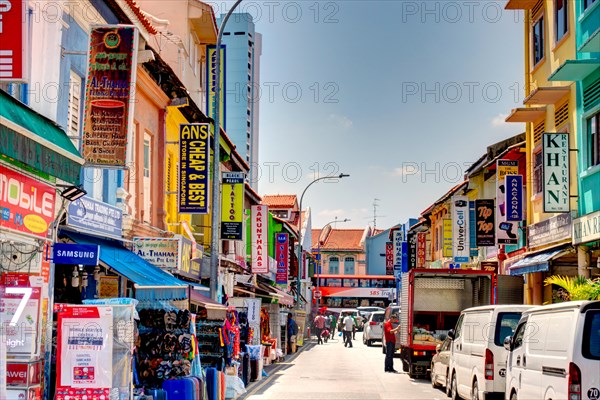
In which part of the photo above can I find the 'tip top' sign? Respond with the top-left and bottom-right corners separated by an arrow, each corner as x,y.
53,243 -> 100,266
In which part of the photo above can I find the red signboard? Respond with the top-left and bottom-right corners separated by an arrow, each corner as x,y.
275,233 -> 289,285
6,360 -> 42,386
0,166 -> 56,238
0,0 -> 27,81
385,242 -> 394,275
417,232 -> 426,268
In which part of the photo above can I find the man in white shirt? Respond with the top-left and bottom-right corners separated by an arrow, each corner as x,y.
342,313 -> 355,348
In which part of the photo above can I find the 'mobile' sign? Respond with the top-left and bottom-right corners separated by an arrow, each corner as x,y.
53,243 -> 100,265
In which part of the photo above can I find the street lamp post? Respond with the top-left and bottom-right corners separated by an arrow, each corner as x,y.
295,173 -> 349,309
209,0 -> 243,301
316,217 -> 350,307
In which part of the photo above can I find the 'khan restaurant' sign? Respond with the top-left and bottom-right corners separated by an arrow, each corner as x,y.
0,166 -> 55,238
543,133 -> 570,213
572,210 -> 600,245
179,123 -> 210,214
82,25 -> 138,167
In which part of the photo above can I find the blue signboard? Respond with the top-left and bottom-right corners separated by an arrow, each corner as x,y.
401,241 -> 409,273
53,243 -> 100,265
506,175 -> 523,221
179,123 -> 210,214
67,196 -> 123,239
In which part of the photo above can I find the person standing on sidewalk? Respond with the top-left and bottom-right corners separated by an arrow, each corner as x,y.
314,313 -> 326,344
287,313 -> 299,354
383,313 -> 401,373
342,313 -> 355,348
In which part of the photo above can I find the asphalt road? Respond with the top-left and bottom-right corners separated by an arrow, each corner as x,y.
241,333 -> 449,400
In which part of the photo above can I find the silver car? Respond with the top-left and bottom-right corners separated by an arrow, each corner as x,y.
362,311 -> 385,346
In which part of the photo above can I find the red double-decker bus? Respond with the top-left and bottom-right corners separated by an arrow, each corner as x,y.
313,274 -> 396,312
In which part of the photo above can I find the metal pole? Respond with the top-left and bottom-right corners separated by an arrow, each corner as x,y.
210,0 -> 243,301
295,174 -> 349,309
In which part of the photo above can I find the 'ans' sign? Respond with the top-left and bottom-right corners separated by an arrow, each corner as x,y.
543,133 -> 570,213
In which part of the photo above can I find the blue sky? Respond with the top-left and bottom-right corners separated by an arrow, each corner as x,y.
221,1 -> 527,230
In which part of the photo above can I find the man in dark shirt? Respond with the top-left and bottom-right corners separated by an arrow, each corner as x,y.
383,313 -> 401,373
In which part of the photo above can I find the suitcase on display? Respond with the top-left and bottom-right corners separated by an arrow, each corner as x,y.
163,378 -> 195,400
190,376 -> 204,400
206,367 -> 218,400
241,353 -> 250,387
148,388 -> 167,400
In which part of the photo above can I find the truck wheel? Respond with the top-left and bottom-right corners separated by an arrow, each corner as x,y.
471,380 -> 479,400
450,373 -> 459,400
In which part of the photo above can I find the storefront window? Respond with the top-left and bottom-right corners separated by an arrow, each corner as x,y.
532,16 -> 544,66
554,0 -> 568,42
328,257 -> 339,274
588,111 -> 600,167
344,257 -> 355,275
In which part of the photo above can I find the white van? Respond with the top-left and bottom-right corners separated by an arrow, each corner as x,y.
447,304 -> 533,400
504,300 -> 600,400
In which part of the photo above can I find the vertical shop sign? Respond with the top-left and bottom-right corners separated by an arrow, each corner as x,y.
543,133 -> 570,212
221,172 -> 245,240
251,205 -> 268,274
443,219 -> 453,257
82,26 -> 138,166
56,305 -> 113,398
407,232 -> 417,271
506,175 -> 523,221
452,196 -> 470,263
496,160 -> 519,245
179,123 -> 210,213
385,242 -> 394,275
275,234 -> 289,285
0,0 -> 27,81
475,199 -> 495,246
206,45 -> 226,129
417,232 -> 426,268
0,166 -> 56,238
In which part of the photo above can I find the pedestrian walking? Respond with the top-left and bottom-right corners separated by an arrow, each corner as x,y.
287,313 -> 298,354
342,313 -> 355,348
329,315 -> 337,336
314,313 -> 326,345
383,313 -> 401,373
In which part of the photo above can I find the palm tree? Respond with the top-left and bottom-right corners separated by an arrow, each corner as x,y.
544,275 -> 600,301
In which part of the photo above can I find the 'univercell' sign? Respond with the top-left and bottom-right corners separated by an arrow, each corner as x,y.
452,195 -> 470,263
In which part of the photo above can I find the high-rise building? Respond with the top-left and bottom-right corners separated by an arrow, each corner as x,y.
217,13 -> 262,189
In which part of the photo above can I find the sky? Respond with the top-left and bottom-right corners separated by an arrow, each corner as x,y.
216,1 -> 526,230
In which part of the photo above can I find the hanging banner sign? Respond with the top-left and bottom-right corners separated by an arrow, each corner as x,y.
53,243 -> 100,266
385,242 -> 394,275
221,172 -> 245,240
475,199 -> 496,246
82,25 -> 138,167
179,123 -> 210,213
56,305 -> 113,398
506,175 -> 523,221
452,196 -> 470,263
417,232 -> 426,268
251,205 -> 268,274
443,219 -> 453,257
407,232 -> 417,270
496,160 -> 519,245
0,166 -> 56,239
543,133 -> 570,213
392,230 -> 404,268
275,233 -> 289,285
0,0 -> 27,81
206,45 -> 226,129
67,196 -> 123,240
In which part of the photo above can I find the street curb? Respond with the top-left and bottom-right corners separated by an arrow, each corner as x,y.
238,341 -> 316,400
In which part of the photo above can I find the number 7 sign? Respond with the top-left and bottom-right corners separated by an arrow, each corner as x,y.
5,287 -> 33,326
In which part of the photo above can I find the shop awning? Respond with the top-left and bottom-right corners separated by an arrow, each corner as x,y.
579,28 -> 600,53
64,231 -> 188,301
549,59 -> 600,82
505,107 -> 547,123
190,289 -> 227,310
272,286 -> 295,306
0,89 -> 84,184
523,86 -> 571,105
508,247 -> 570,276
504,0 -> 539,9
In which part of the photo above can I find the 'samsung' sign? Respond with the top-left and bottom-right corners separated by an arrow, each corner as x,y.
543,133 -> 569,212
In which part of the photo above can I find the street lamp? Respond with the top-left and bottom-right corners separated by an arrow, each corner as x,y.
209,0 -> 243,301
316,217 -> 350,307
295,173 -> 349,309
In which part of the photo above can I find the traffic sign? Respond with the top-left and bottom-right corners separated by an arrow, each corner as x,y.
314,290 -> 322,299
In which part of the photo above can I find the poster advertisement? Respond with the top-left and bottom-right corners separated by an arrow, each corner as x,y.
251,205 -> 269,274
82,25 -> 138,166
496,160 -> 519,245
0,273 -> 42,357
56,305 -> 113,398
543,133 -> 570,212
475,199 -> 495,246
276,233 -> 289,285
0,165 -> 56,239
452,196 -> 470,263
98,276 -> 119,298
221,172 -> 245,240
179,123 -> 210,213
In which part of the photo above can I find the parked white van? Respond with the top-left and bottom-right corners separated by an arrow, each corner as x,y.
447,304 -> 533,400
504,300 -> 600,400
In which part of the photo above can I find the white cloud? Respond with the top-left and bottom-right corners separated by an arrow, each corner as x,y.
392,164 -> 421,177
328,114 -> 353,129
491,113 -> 509,127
